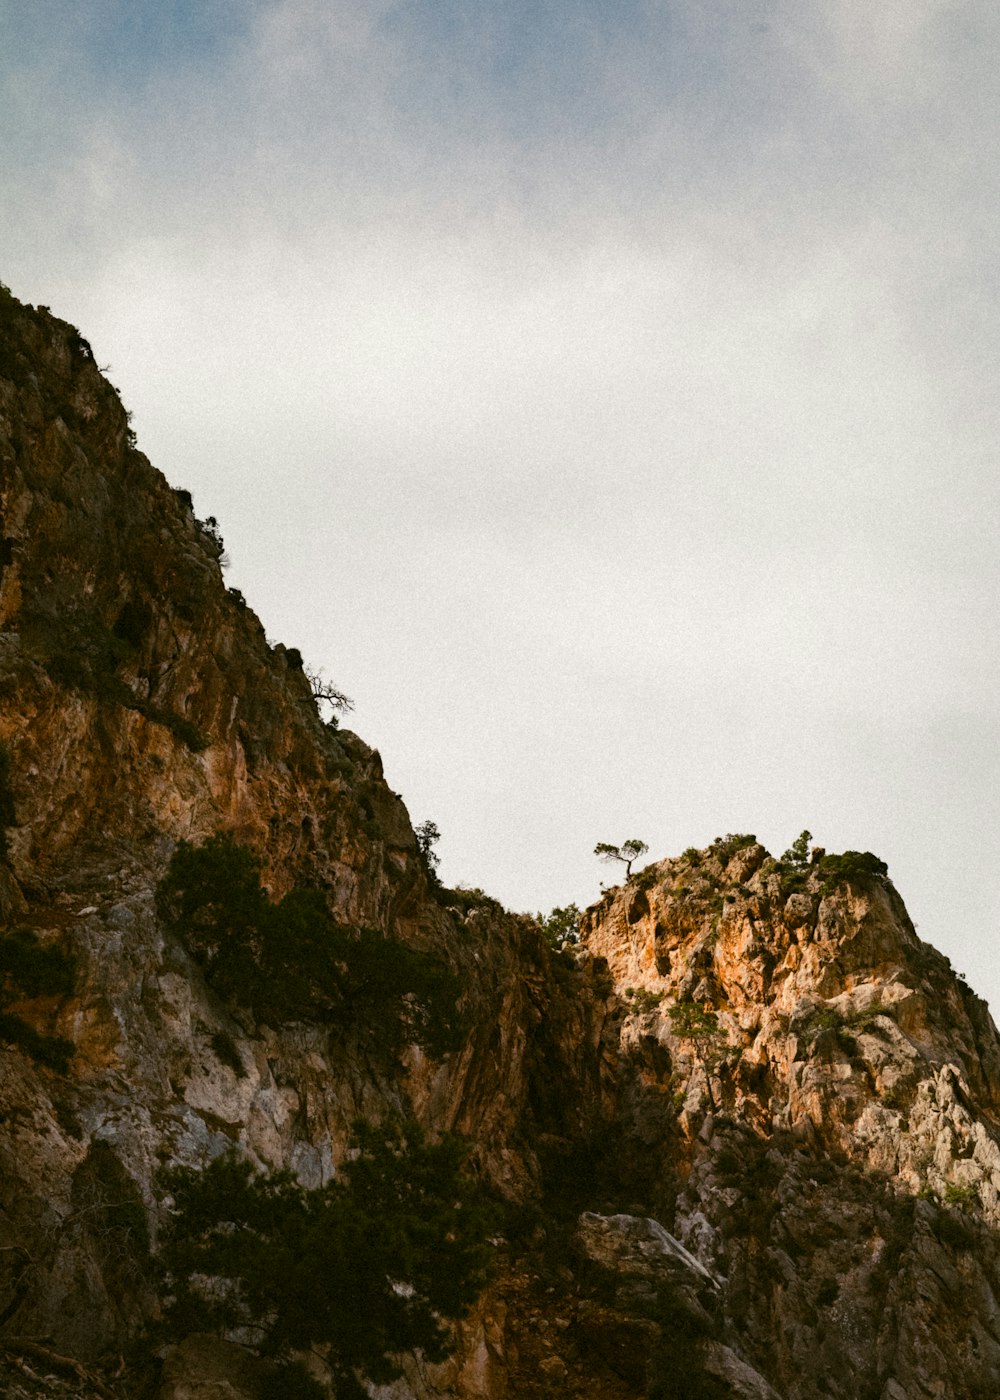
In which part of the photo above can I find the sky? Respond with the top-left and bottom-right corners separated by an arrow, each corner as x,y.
2,2 -> 999,1007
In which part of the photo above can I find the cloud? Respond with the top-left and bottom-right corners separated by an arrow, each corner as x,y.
2,0 -> 999,1003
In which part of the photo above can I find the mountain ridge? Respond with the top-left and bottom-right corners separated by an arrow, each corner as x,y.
2,283 -> 1000,1400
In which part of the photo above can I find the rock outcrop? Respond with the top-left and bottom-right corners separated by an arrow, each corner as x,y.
3,284 -> 1000,1400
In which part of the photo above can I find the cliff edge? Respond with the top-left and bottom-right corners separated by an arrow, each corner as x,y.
2,285 -> 1000,1400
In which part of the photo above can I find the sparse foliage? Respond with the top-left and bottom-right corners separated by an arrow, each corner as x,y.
709,833 -> 757,866
196,514 -> 229,568
415,820 -> 442,873
629,987 -> 664,1015
817,849 -> 888,895
668,1002 -> 721,1039
781,830 -> 812,868
537,904 -> 582,948
446,886 -> 502,916
156,835 -> 464,1055
159,1121 -> 496,1399
667,1002 -> 729,1110
594,839 -> 649,880
0,927 -> 76,1071
305,666 -> 354,726
942,1181 -> 979,1208
774,830 -> 815,896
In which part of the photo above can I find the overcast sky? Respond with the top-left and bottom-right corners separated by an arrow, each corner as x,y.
3,1 -> 999,1007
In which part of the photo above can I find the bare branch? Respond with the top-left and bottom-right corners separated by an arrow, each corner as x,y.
305,666 -> 354,725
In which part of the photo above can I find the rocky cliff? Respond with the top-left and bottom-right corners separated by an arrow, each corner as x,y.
2,284 -> 1000,1400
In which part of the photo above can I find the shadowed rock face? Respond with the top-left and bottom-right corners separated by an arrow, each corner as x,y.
2,285 -> 1000,1400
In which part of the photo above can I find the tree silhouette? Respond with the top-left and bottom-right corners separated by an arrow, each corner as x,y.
594,839 -> 649,880
306,666 -> 354,726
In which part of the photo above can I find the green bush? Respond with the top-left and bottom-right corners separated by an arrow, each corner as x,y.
942,1181 -> 978,1208
771,830 -> 814,896
796,1001 -> 893,1055
780,830 -> 812,867
668,1002 -> 720,1039
709,833 -> 757,866
157,836 -> 463,1056
196,515 -> 227,565
770,837 -> 888,900
817,850 -> 888,895
446,886 -> 503,917
0,927 -> 76,1071
536,903 -> 582,947
159,1121 -> 496,1398
156,836 -> 276,1007
344,929 -> 465,1057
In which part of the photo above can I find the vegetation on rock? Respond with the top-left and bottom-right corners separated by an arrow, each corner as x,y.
537,903 -> 582,948
20,602 -> 208,751
445,885 -> 504,916
0,927 -> 76,1071
158,1120 -> 496,1400
4,284 -> 1000,1400
415,819 -> 442,877
594,839 -> 649,880
305,665 -> 353,726
816,848 -> 889,894
780,829 -> 813,869
668,1002 -> 721,1039
771,830 -> 888,899
708,832 -> 758,865
156,834 -> 464,1055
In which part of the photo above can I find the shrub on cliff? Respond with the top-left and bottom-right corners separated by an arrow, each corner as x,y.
668,1001 -> 721,1039
771,833 -> 888,899
781,829 -> 812,868
816,849 -> 888,895
445,885 -> 503,917
709,832 -> 757,866
156,835 -> 463,1055
159,1120 -> 495,1399
0,927 -> 76,1071
414,819 -> 447,898
537,904 -> 582,948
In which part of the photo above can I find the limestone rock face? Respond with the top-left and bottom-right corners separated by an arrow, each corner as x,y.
579,846 -> 1000,1400
3,287 -> 1000,1400
0,285 -> 618,1394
